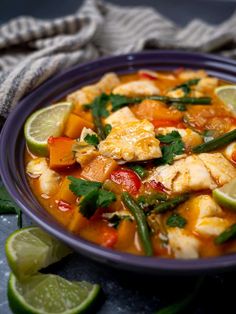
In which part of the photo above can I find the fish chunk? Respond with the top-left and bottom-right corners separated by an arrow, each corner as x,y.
113,80 -> 159,97
67,73 -> 120,106
178,70 -> 207,81
105,107 -> 138,127
196,217 -> 229,236
223,141 -> 236,162
168,228 -> 200,259
189,195 -> 230,236
195,77 -> 218,91
26,158 -> 48,178
98,120 -> 162,162
198,153 -> 236,186
73,127 -> 99,167
147,155 -> 216,193
39,169 -> 61,196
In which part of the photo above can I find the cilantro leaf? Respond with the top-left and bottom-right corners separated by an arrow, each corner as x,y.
156,131 -> 182,144
156,131 -> 185,165
173,78 -> 200,96
97,189 -> 116,208
166,213 -> 187,228
91,93 -> 110,118
104,124 -> 112,137
68,176 -> 101,196
68,176 -> 116,219
79,190 -> 99,219
84,134 -> 99,146
161,140 -> 185,164
110,94 -> 141,112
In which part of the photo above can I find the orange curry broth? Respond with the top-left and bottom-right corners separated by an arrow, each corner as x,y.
25,70 -> 236,258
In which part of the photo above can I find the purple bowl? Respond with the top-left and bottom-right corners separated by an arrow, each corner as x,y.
2,50 -> 236,275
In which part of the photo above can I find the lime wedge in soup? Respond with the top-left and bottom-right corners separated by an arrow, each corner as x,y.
213,178 -> 236,211
215,85 -> 236,113
24,102 -> 72,156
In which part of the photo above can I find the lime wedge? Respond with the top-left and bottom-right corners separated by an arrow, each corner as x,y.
5,227 -> 72,280
24,102 -> 72,156
215,85 -> 236,113
213,178 -> 236,211
8,273 -> 100,314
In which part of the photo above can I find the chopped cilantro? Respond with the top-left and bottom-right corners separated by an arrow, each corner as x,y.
110,94 -> 138,111
166,213 -> 187,228
173,78 -> 200,96
68,176 -> 101,196
91,93 -> 110,118
157,131 -> 182,144
68,176 -> 116,219
84,134 -> 99,146
97,189 -> 116,208
104,124 -> 112,137
156,131 -> 185,165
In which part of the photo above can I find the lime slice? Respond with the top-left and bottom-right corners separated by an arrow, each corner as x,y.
213,178 -> 236,211
5,227 -> 72,280
24,102 -> 72,156
8,273 -> 100,314
215,85 -> 236,113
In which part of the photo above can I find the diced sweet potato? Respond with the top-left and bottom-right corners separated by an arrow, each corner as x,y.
116,220 -> 136,250
64,113 -> 94,139
57,177 -> 77,204
73,105 -> 93,123
81,155 -> 118,182
68,209 -> 89,233
132,99 -> 183,121
48,137 -> 75,170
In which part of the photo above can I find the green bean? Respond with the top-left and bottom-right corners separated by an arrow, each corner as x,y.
148,95 -> 211,105
192,129 -> 236,154
152,195 -> 189,214
215,223 -> 236,245
121,192 -> 153,256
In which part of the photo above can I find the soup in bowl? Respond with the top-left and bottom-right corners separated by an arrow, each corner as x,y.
24,67 -> 236,260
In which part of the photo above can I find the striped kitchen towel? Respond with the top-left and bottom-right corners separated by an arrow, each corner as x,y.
0,0 -> 236,119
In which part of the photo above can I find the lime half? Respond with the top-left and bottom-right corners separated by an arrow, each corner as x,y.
24,102 -> 72,156
213,178 -> 236,211
8,273 -> 100,314
215,85 -> 236,113
5,227 -> 72,280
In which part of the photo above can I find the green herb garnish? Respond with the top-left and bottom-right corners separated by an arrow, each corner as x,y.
173,78 -> 200,96
156,131 -> 185,165
166,213 -> 187,228
68,176 -> 116,219
103,124 -> 112,137
84,134 -> 99,146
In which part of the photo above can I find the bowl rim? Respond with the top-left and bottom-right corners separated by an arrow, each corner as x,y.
2,49 -> 236,275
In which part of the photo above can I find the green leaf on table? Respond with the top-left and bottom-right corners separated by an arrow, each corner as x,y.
0,183 -> 22,228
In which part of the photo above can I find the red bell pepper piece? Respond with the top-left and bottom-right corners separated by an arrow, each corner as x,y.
110,168 -> 142,195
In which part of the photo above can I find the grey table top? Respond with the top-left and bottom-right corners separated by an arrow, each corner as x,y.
1,1 -> 236,313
